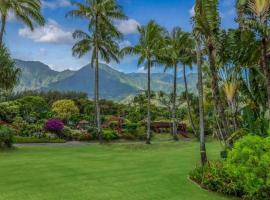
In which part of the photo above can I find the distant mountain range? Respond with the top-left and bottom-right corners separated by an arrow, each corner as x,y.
14,59 -> 197,100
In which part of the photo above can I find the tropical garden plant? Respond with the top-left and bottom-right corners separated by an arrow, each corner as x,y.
67,0 -> 127,142
121,20 -> 166,144
0,0 -> 45,46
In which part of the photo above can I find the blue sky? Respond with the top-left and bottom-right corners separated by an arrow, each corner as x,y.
5,0 -> 236,73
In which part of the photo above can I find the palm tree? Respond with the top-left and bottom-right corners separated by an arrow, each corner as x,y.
193,0 -> 209,165
243,0 -> 270,111
68,0 -> 127,142
0,0 -> 45,46
159,28 -> 197,140
180,35 -> 198,137
122,20 -> 165,144
195,35 -> 207,166
193,0 -> 229,138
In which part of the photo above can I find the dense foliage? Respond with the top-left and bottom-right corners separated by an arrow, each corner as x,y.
0,125 -> 14,148
0,92 -> 166,143
52,99 -> 79,121
0,47 -> 20,91
190,135 -> 270,200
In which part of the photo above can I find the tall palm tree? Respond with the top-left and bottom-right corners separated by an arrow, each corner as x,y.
68,0 -> 127,142
195,34 -> 207,166
180,35 -> 198,137
122,20 -> 165,144
193,0 -> 209,166
193,0 -> 229,138
159,28 -> 196,140
0,0 -> 45,46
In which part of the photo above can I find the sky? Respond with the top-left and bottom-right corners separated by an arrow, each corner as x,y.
5,0 -> 237,73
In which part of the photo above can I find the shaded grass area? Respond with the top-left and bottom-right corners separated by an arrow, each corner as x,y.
0,140 -> 233,200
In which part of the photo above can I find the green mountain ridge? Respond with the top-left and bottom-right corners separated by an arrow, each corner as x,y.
14,59 -> 197,100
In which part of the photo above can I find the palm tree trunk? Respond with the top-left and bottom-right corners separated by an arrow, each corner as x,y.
231,101 -> 238,131
172,63 -> 178,141
146,60 -> 151,144
0,14 -> 7,47
196,41 -> 207,166
183,64 -> 198,136
95,47 -> 102,142
208,43 -> 228,139
261,36 -> 270,111
258,17 -> 270,111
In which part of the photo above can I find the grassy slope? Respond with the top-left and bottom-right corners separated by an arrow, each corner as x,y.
0,141 -> 232,200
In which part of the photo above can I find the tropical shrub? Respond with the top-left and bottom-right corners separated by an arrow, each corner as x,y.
44,119 -> 64,135
52,99 -> 79,121
109,121 -> 118,129
0,125 -> 15,148
17,96 -> 49,121
22,124 -> 44,137
77,132 -> 92,141
87,126 -> 98,139
122,123 -> 146,140
102,129 -> 118,141
62,126 -> 73,140
12,117 -> 44,137
125,123 -> 138,134
190,161 -> 243,197
0,101 -> 20,122
190,135 -> 270,200
69,129 -> 83,140
226,135 -> 270,199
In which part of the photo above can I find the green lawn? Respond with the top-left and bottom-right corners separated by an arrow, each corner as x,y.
0,140 -> 233,200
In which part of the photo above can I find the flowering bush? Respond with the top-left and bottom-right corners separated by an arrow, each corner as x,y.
44,119 -> 64,134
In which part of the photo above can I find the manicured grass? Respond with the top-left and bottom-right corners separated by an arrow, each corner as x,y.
0,141 -> 233,200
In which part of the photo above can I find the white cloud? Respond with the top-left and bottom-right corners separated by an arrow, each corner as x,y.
18,19 -> 73,44
116,19 -> 140,35
137,66 -> 147,73
42,0 -> 71,9
118,40 -> 131,48
189,5 -> 195,17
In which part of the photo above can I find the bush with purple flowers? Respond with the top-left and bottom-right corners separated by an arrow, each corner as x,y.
44,119 -> 64,134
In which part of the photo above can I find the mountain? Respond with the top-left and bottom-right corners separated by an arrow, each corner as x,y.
15,60 -> 75,91
14,59 -> 197,100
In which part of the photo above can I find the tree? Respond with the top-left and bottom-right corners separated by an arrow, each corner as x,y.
121,20 -> 165,144
193,0 -> 229,138
239,0 -> 270,111
67,0 -> 127,142
193,0 -> 210,165
52,100 -> 79,121
158,27 -> 195,140
195,36 -> 207,166
0,46 -> 20,91
0,0 -> 45,46
179,34 -> 198,137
